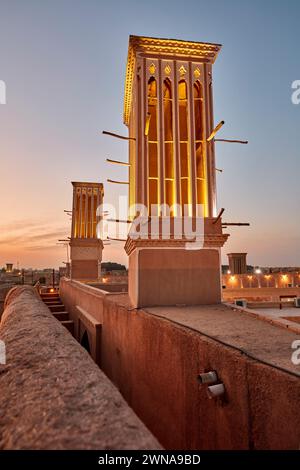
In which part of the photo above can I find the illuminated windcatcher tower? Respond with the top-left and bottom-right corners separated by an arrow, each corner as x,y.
124,35 -> 223,216
70,182 -> 104,281
124,36 -> 229,307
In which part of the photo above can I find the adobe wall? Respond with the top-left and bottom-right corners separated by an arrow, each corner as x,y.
0,285 -> 14,316
0,286 -> 160,450
223,286 -> 300,302
222,273 -> 300,290
59,279 -> 107,340
60,278 -> 300,450
129,248 -> 221,307
88,282 -> 128,293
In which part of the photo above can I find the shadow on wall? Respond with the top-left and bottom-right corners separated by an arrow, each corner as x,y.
88,283 -> 128,293
81,330 -> 91,354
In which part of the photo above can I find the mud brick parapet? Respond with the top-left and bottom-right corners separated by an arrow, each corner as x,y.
0,286 -> 160,450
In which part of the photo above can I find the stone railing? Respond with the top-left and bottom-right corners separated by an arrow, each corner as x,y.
0,286 -> 160,450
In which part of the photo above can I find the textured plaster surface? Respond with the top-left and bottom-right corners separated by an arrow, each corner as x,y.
0,286 -> 161,450
60,279 -> 300,449
146,303 -> 300,375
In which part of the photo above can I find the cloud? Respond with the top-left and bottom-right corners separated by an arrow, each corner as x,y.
26,244 -> 64,252
0,219 -> 45,232
26,229 -> 69,242
0,218 -> 70,250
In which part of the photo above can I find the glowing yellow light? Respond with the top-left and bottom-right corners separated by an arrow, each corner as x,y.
247,275 -> 253,280
281,275 -> 288,282
50,288 -> 54,293
230,275 -> 236,283
265,275 -> 271,279
102,278 -> 107,284
144,112 -> 151,136
227,270 -> 231,274
149,63 -> 156,74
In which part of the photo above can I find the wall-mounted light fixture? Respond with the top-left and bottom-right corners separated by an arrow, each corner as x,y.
207,383 -> 226,399
197,371 -> 218,385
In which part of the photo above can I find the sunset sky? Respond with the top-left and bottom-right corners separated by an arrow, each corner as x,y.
0,0 -> 300,268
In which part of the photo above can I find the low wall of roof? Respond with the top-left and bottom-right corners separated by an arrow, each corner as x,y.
60,277 -> 300,450
0,284 -> 14,316
0,286 -> 160,450
223,286 -> 300,302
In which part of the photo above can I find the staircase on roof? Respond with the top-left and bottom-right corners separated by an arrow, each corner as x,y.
40,291 -> 74,336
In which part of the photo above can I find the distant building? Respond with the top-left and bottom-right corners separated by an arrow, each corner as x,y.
6,263 -> 13,273
222,270 -> 300,289
227,253 -> 247,274
70,182 -> 104,281
60,264 -> 70,278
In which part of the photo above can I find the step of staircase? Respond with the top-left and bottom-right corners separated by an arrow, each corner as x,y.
40,292 -> 74,337
41,295 -> 60,302
41,292 -> 59,296
48,304 -> 66,313
61,320 -> 74,335
52,312 -> 69,322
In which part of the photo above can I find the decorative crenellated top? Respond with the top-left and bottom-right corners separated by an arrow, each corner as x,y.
123,35 -> 222,126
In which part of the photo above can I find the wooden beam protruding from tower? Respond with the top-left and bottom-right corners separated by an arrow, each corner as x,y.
207,120 -> 225,141
102,130 -> 136,141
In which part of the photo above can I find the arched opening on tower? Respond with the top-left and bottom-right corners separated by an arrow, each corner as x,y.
147,76 -> 159,214
193,80 -> 206,213
163,78 -> 175,212
178,79 -> 190,214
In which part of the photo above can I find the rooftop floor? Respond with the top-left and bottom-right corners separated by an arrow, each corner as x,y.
254,306 -> 300,319
142,303 -> 300,377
